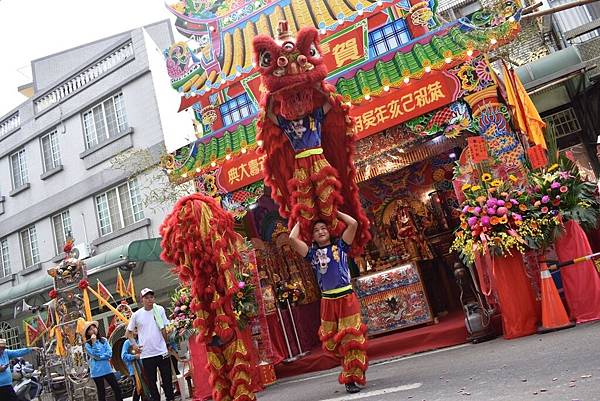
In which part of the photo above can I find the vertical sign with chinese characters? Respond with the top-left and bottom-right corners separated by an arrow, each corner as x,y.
467,136 -> 489,163
527,144 -> 548,169
217,148 -> 266,192
320,20 -> 369,77
351,71 -> 461,140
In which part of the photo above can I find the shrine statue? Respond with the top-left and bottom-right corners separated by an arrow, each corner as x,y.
252,20 -> 370,256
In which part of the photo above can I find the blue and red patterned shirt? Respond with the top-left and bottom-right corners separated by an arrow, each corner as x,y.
305,238 -> 351,292
277,107 -> 324,152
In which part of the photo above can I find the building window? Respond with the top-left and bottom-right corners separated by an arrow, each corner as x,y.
368,18 -> 412,57
20,226 -> 40,268
0,322 -> 21,350
10,148 -> 28,189
0,238 -> 10,278
543,107 -> 582,138
220,94 -> 254,127
82,93 -> 127,149
52,210 -> 72,255
549,0 -> 599,43
95,179 -> 144,236
41,130 -> 62,172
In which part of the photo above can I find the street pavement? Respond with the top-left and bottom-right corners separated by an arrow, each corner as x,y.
257,319 -> 600,401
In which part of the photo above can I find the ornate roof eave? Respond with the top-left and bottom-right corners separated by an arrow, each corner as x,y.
166,3 -> 523,181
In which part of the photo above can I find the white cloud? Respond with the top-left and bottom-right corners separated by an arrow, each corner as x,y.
0,0 -> 181,116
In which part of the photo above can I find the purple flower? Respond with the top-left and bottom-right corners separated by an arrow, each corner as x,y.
487,207 -> 496,215
486,198 -> 498,207
541,195 -> 550,204
558,171 -> 571,180
496,207 -> 508,216
473,206 -> 481,215
510,199 -> 519,205
468,216 -> 478,227
238,281 -> 246,289
550,182 -> 561,189
512,213 -> 522,221
462,206 -> 469,214
497,200 -> 505,206
481,216 -> 491,226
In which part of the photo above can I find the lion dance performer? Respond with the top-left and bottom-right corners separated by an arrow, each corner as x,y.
160,194 -> 258,401
252,21 -> 371,257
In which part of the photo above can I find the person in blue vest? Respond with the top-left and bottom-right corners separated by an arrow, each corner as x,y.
83,321 -> 123,401
0,338 -> 40,401
121,335 -> 143,401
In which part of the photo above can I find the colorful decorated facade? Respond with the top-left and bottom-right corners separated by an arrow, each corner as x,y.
160,0 -> 537,383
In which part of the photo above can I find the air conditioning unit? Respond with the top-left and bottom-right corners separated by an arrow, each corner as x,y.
72,242 -> 91,260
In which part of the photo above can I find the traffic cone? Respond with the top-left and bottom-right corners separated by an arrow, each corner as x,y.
538,262 -> 575,333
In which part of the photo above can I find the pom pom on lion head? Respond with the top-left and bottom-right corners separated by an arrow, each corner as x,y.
253,21 -> 329,119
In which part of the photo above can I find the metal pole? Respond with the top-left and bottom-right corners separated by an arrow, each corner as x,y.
522,0 -> 600,19
286,299 -> 309,357
275,306 -> 297,362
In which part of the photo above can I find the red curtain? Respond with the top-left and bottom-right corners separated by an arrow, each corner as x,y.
492,251 -> 538,339
555,220 -> 600,323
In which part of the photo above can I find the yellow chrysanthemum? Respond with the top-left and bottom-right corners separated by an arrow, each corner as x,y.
481,173 -> 492,182
491,179 -> 503,187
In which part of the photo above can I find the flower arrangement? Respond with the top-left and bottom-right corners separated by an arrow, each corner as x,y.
168,286 -> 197,338
528,157 -> 599,233
232,270 -> 258,329
275,281 -> 305,308
451,173 -> 556,266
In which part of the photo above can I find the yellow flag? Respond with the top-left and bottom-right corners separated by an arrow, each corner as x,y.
116,270 -> 127,298
501,61 -> 547,148
127,272 -> 137,303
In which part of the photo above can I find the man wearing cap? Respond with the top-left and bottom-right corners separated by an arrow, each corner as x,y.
126,288 -> 174,401
0,338 -> 40,401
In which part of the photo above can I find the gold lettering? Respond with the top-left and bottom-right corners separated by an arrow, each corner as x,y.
332,38 -> 360,68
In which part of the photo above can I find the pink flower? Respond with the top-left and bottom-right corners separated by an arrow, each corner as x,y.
558,171 -> 571,180
486,198 -> 498,207
550,181 -> 561,189
541,207 -> 549,213
473,206 -> 481,215
238,281 -> 246,289
560,186 -> 568,193
462,206 -> 469,213
510,199 -> 519,205
512,213 -> 522,221
541,195 -> 550,204
481,216 -> 491,226
496,200 -> 505,206
496,207 -> 508,216
534,201 -> 541,207
487,207 -> 496,215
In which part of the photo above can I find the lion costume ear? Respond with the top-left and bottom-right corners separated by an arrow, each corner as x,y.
295,27 -> 320,55
252,35 -> 279,72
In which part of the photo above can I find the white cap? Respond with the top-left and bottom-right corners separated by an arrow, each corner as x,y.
0,338 -> 7,347
596,134 -> 600,144
140,288 -> 154,298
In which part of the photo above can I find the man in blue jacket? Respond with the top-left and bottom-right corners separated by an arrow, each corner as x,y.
0,338 -> 40,401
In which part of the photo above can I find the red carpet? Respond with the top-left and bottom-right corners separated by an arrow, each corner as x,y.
275,311 -> 468,379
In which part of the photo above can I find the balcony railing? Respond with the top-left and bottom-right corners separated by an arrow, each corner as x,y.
34,41 -> 134,114
0,112 -> 20,136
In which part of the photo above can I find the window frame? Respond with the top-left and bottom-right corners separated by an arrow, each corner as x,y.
219,94 -> 255,127
19,225 -> 40,268
0,237 -> 10,278
51,210 -> 73,255
542,107 -> 582,138
95,179 -> 144,236
82,92 -> 127,149
40,129 -> 62,172
9,148 -> 29,189
368,18 -> 412,57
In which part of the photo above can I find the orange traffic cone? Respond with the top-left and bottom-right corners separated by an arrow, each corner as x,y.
538,262 -> 575,333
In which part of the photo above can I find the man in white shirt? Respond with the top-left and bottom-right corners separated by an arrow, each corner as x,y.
126,288 -> 174,401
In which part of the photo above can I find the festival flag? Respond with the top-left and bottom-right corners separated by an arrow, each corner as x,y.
97,279 -> 114,310
127,272 -> 137,303
116,270 -> 128,298
36,315 -> 48,334
24,321 -> 39,347
501,61 -> 547,148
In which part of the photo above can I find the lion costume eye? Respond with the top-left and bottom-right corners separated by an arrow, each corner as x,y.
309,43 -> 320,58
259,50 -> 273,68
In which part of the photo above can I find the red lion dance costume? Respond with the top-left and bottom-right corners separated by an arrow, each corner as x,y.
160,194 -> 258,401
252,21 -> 371,257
